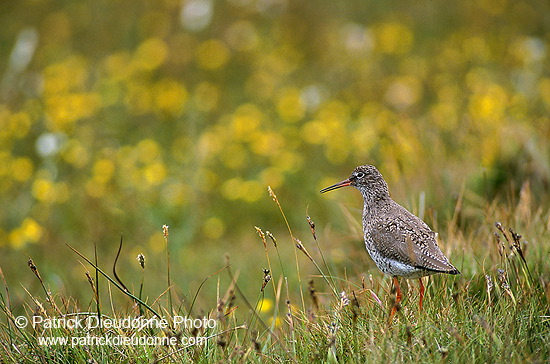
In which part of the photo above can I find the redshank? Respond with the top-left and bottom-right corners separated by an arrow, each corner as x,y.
320,165 -> 459,316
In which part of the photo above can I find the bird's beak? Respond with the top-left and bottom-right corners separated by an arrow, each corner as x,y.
320,179 -> 352,193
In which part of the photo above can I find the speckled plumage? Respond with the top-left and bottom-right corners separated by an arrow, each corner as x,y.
321,164 -> 460,313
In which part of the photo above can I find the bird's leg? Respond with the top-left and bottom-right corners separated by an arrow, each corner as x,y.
394,277 -> 403,304
389,276 -> 402,319
418,277 -> 425,311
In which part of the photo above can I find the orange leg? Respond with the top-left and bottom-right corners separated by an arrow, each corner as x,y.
389,276 -> 402,319
418,277 -> 425,311
394,277 -> 403,304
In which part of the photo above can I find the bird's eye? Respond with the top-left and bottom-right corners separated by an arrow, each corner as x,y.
356,172 -> 365,179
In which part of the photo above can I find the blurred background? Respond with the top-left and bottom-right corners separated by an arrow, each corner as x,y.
0,0 -> 549,311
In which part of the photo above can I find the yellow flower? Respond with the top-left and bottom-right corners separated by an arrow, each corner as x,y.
137,139 -> 161,164
20,218 -> 43,243
258,298 -> 273,314
32,178 -> 55,203
132,38 -> 168,71
276,87 -> 305,123
153,78 -> 188,116
93,159 -> 115,184
11,157 -> 34,182
376,22 -> 414,54
196,39 -> 230,70
148,232 -> 165,253
9,218 -> 43,248
143,162 -> 167,186
203,217 -> 225,239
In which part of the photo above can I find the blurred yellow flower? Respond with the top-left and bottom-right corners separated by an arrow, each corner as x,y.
32,178 -> 56,203
303,101 -> 350,164
143,162 -> 167,186
276,87 -> 305,123
21,218 -> 43,243
9,218 -> 43,248
93,159 -> 115,184
268,316 -> 282,328
301,120 -> 325,144
251,132 -> 284,156
221,177 -> 263,202
241,180 -> 263,203
231,103 -> 263,142
258,298 -> 273,313
137,139 -> 161,164
376,22 -> 414,54
260,168 -> 283,189
203,217 -> 225,239
42,56 -> 89,95
271,151 -> 302,173
132,37 -> 168,71
11,157 -> 34,182
153,78 -> 188,116
384,76 -> 423,110
85,180 -> 106,198
148,232 -> 165,253
468,84 -> 508,121
196,39 -> 230,70
45,93 -> 101,131
8,230 -> 24,249
61,139 -> 89,168
221,177 -> 243,201
102,51 -> 132,80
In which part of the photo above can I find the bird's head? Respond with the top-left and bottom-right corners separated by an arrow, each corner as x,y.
320,165 -> 389,200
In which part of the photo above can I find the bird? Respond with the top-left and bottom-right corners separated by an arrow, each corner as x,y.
320,164 -> 459,317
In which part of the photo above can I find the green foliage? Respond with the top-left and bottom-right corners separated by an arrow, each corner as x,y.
0,191 -> 548,363
0,0 -> 548,252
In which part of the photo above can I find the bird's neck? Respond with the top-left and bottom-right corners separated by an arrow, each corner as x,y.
361,189 -> 391,219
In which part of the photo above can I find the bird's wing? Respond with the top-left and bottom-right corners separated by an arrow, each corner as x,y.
369,206 -> 455,273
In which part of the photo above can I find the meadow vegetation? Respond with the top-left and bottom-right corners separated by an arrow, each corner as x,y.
0,186 -> 549,363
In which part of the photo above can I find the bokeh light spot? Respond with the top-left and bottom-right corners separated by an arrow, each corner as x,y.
133,38 -> 168,71
11,157 -> 34,182
180,0 -> 213,32
276,87 -> 305,123
32,178 -> 55,203
203,216 -> 225,239
196,39 -> 230,70
153,78 -> 188,116
93,159 -> 115,184
376,22 -> 413,54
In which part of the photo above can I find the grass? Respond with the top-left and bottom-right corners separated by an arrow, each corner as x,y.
0,185 -> 548,363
